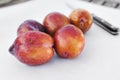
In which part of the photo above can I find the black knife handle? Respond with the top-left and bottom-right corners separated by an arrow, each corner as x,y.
93,19 -> 119,35
92,14 -> 119,32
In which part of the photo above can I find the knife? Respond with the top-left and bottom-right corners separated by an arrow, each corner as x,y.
65,3 -> 119,35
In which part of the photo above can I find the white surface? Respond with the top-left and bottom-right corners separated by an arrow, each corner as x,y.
0,0 -> 120,80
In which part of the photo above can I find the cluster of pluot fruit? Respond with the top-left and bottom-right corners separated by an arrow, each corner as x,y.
9,8 -> 93,66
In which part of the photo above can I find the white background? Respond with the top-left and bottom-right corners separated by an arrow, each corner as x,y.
0,0 -> 120,80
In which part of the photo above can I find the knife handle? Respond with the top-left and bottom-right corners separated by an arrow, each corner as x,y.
93,19 -> 119,35
92,14 -> 119,32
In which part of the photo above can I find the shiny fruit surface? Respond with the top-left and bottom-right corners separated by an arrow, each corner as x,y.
17,20 -> 45,35
43,12 -> 70,36
54,24 -> 85,58
69,8 -> 93,33
9,31 -> 54,66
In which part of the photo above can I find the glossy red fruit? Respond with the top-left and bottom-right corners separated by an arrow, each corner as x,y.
43,12 -> 70,36
17,20 -> 46,35
54,24 -> 85,58
9,31 -> 54,66
69,8 -> 93,33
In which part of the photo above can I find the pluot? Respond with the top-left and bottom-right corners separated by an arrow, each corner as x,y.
43,12 -> 70,36
54,24 -> 85,58
9,31 -> 54,66
69,8 -> 93,33
17,20 -> 45,35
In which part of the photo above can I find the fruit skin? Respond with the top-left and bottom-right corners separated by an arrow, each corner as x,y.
9,31 -> 54,66
43,12 -> 70,36
54,24 -> 85,58
69,8 -> 93,33
17,20 -> 46,35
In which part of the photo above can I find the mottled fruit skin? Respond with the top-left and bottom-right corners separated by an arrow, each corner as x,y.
43,12 -> 70,36
17,20 -> 46,35
69,8 -> 93,33
9,31 -> 54,66
54,24 -> 85,58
